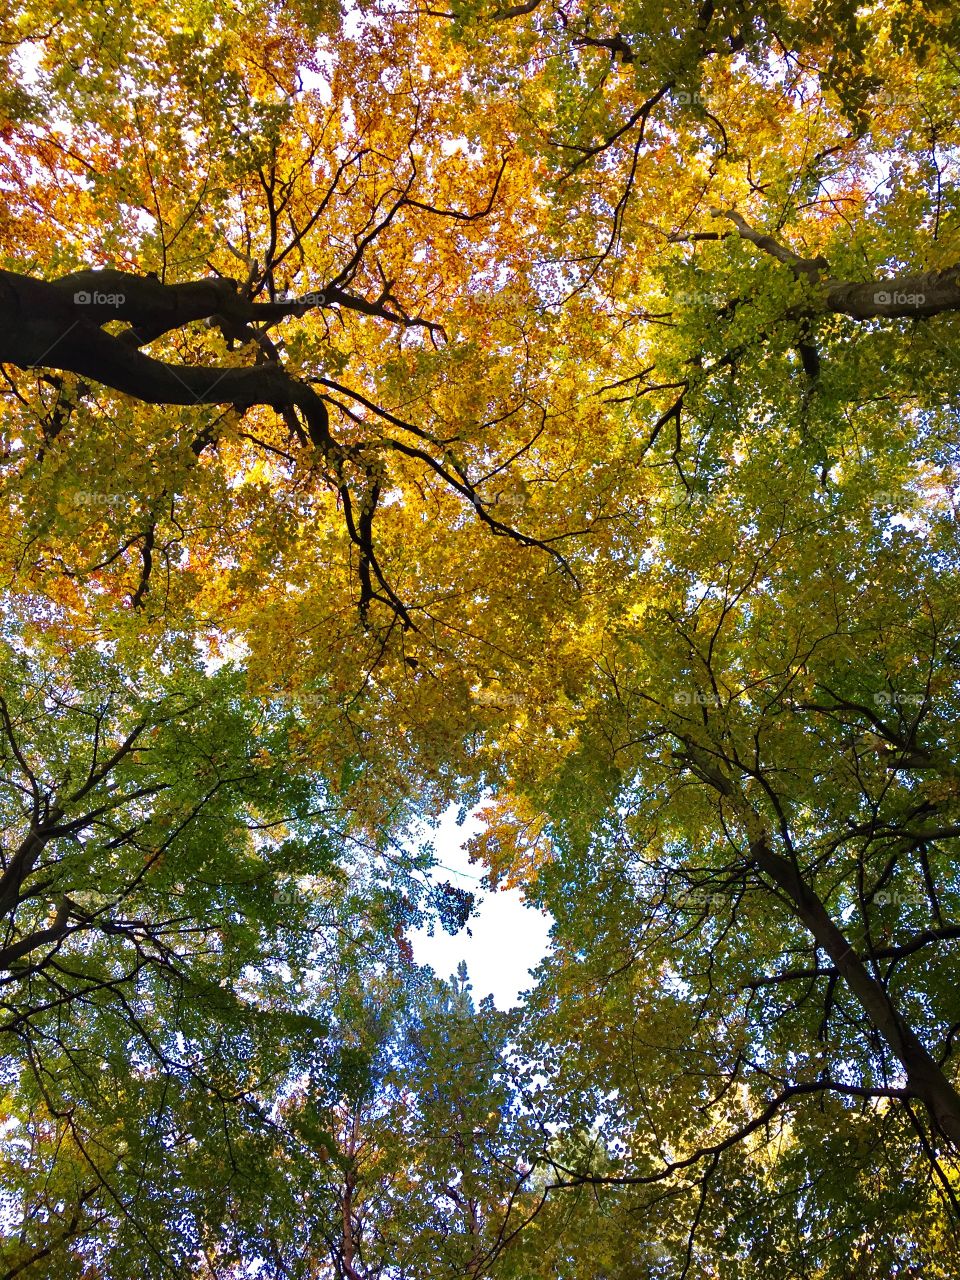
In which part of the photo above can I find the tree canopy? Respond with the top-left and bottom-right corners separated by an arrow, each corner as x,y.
2,0 -> 960,1273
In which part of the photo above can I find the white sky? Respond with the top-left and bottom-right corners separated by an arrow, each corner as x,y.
410,805 -> 553,1008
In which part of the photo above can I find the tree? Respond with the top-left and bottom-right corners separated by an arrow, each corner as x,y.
3,0 -> 960,1273
477,414 -> 960,1269
0,623 -> 478,1274
251,962 -> 540,1280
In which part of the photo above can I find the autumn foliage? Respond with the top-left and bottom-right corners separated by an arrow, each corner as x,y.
1,0 -> 960,1273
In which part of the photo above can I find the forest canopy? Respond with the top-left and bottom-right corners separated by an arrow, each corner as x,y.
1,0 -> 960,1274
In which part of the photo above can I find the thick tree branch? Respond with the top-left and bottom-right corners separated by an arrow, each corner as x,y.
710,208 -> 960,319
0,895 -> 71,970
0,270 -> 334,453
676,740 -> 960,1146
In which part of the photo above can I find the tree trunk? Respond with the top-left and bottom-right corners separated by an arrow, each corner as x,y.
682,742 -> 960,1145
751,834 -> 960,1146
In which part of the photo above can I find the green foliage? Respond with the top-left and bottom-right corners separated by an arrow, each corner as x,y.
3,0 -> 960,1272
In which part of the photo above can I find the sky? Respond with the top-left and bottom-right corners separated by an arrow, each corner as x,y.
409,805 -> 553,1009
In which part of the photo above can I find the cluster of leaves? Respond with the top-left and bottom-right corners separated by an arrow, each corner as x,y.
2,0 -> 960,1274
